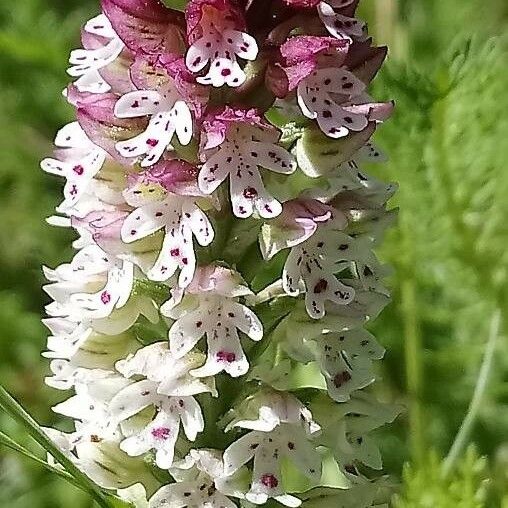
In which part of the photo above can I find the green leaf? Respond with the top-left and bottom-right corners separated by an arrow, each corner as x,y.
0,385 -> 114,508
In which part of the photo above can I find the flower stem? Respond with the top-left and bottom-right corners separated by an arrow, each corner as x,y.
0,385 -> 112,508
401,276 -> 425,466
0,430 -> 84,491
442,309 -> 501,476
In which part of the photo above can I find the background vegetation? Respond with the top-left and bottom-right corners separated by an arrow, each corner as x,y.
0,0 -> 507,506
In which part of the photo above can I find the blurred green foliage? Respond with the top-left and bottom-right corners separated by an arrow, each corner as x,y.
393,447 -> 490,508
0,0 -> 507,506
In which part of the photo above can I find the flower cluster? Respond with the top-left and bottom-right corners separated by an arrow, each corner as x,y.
41,0 -> 399,506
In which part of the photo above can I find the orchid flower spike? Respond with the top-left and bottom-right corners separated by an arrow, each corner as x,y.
41,0 -> 398,506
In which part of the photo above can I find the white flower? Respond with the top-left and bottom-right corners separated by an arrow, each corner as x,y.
44,245 -> 159,335
68,260 -> 134,319
115,93 -> 193,167
223,392 -> 322,506
43,322 -> 138,389
52,371 -> 130,445
67,14 -> 125,93
111,342 -> 218,469
283,225 -> 356,319
186,20 -> 258,87
224,423 -> 321,507
316,329 -> 385,402
313,392 -> 402,471
226,390 -> 320,435
149,449 -> 243,508
41,122 -> 107,207
297,68 -> 368,139
57,180 -> 125,217
45,358 -> 98,391
115,342 -> 217,398
162,266 -> 263,378
109,376 -> 206,469
121,193 -> 214,287
199,111 -> 297,219
43,244 -> 121,317
317,1 -> 366,42
120,403 -> 195,470
42,319 -> 93,363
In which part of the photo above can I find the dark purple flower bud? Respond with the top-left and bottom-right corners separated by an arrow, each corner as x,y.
101,0 -> 186,56
266,36 -> 349,97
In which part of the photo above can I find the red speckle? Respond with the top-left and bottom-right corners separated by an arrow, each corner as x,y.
146,138 -> 159,147
221,68 -> 231,77
170,248 -> 180,257
217,351 -> 236,363
151,427 -> 171,440
333,370 -> 352,388
182,258 -> 188,265
243,187 -> 258,199
313,279 -> 328,294
101,291 -> 111,305
73,165 -> 84,176
261,474 -> 278,489
69,185 -> 78,196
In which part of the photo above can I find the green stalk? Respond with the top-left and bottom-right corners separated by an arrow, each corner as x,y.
442,309 -> 501,476
0,430 -> 84,490
0,385 -> 111,508
401,276 -> 425,466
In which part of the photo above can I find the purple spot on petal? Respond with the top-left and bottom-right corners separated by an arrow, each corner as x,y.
314,279 -> 328,294
151,427 -> 171,440
333,370 -> 352,388
217,351 -> 236,363
243,187 -> 258,199
261,474 -> 278,489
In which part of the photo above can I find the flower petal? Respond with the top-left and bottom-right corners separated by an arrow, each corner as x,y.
109,379 -> 159,421
168,309 -> 206,357
115,90 -> 164,118
101,0 -> 185,55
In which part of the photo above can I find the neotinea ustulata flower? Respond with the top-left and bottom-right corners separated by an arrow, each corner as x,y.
41,0 -> 400,506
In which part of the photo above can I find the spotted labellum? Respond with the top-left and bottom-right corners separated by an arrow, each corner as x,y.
40,0 -> 398,506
